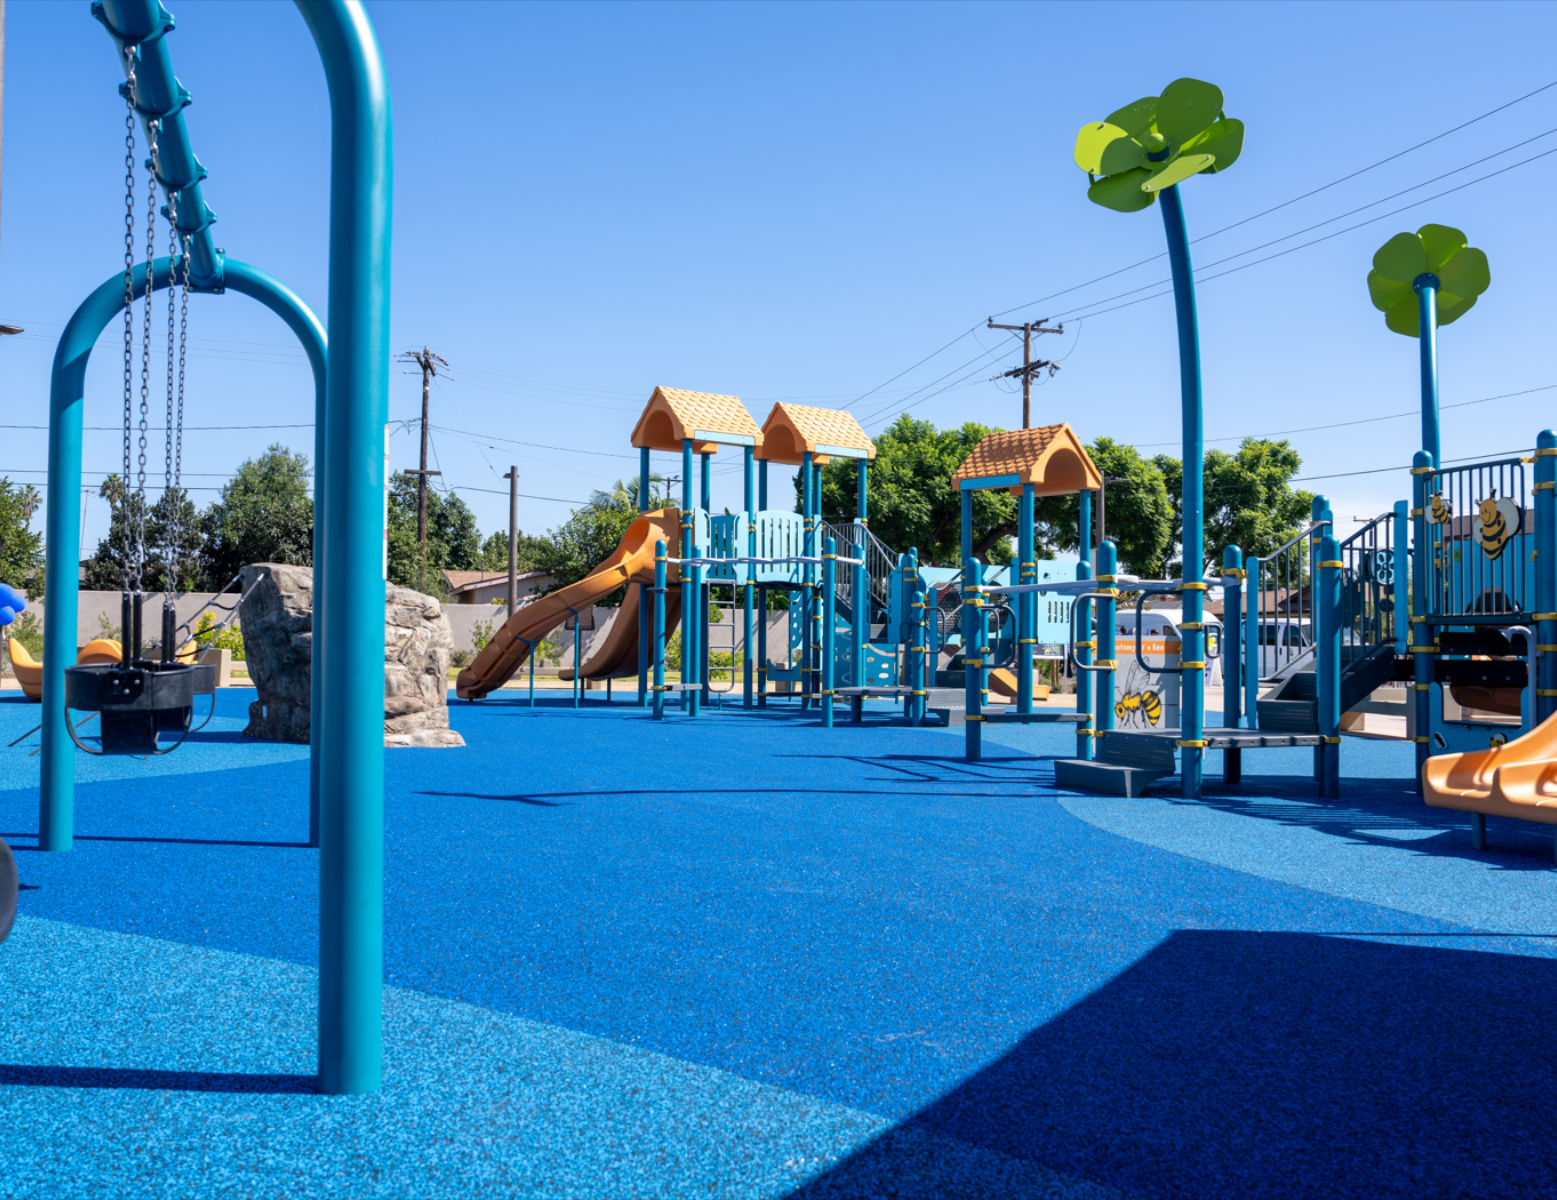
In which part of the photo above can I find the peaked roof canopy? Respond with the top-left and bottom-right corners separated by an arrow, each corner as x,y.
630,387 -> 763,455
949,423 -> 1102,496
756,403 -> 876,466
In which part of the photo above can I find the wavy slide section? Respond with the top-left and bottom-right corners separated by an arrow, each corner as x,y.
455,508 -> 681,700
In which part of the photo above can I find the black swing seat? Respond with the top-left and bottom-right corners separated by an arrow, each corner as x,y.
63,661 -> 211,755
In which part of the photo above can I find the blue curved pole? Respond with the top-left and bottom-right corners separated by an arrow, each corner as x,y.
1415,277 -> 1441,471
39,257 -> 326,852
296,0 -> 393,1097
1158,182 -> 1205,799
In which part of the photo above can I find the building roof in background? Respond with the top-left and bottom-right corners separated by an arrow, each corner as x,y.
949,423 -> 1101,497
442,568 -> 550,594
630,387 -> 763,454
756,403 -> 875,465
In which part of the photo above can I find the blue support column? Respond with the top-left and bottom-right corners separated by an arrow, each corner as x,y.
853,458 -> 868,691
822,537 -> 836,728
1393,500 -> 1410,656
963,558 -> 984,761
638,444 -> 651,706
1415,276 -> 1442,471
652,541 -> 666,721
699,452 -> 711,706
1096,541 -> 1117,750
1411,452 -> 1434,789
297,0 -> 394,1097
743,446 -> 755,708
1244,559 -> 1261,733
961,489 -> 973,568
907,549 -> 925,725
1018,483 -> 1035,714
757,459 -> 769,707
1317,534 -> 1342,798
1536,431 -> 1556,724
803,452 -> 816,709
1223,545 -> 1243,784
681,439 -> 696,716
1159,183 -> 1205,799
1075,492 -> 1094,760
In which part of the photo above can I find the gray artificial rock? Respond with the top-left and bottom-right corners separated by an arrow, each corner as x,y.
239,563 -> 464,748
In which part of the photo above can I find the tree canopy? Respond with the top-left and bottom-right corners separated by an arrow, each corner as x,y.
199,445 -> 315,588
81,477 -> 204,593
531,501 -> 641,606
387,472 -> 482,594
1033,437 -> 1174,576
0,479 -> 44,599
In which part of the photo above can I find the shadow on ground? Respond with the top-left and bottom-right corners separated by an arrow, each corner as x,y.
790,930 -> 1553,1199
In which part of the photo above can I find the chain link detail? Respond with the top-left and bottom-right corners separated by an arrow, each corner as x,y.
121,68 -> 137,596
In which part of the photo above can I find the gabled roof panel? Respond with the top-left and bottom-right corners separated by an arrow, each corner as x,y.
949,423 -> 1102,496
630,386 -> 763,453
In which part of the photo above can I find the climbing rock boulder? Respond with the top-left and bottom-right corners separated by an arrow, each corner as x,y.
239,563 -> 464,748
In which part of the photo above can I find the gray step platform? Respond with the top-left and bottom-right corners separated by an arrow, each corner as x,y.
1107,727 -> 1323,750
1053,758 -> 1171,797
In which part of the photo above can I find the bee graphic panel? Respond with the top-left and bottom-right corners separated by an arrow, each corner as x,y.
1429,459 -> 1535,621
1113,615 -> 1182,730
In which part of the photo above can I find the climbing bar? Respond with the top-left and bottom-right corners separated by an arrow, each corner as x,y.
665,554 -> 864,566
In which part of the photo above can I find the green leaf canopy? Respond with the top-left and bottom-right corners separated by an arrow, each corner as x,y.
1073,78 -> 1244,213
1367,224 -> 1491,337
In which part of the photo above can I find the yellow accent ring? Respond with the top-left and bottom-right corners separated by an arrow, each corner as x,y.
1410,508 -> 1424,518
1179,621 -> 1204,630
964,715 -> 986,722
1536,482 -> 1556,492
1535,447 -> 1557,457
1411,466 -> 1436,475
1181,582 -> 1209,591
1539,689 -> 1557,698
1177,739 -> 1208,748
1317,560 -> 1344,569
1534,613 -> 1557,621
1411,683 -> 1431,691
1181,661 -> 1206,669
1323,736 -> 1342,744
1412,736 -> 1430,743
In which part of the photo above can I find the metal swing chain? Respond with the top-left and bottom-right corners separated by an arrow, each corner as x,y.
120,63 -> 138,596
164,188 -> 180,602
135,119 -> 161,604
174,233 -> 190,596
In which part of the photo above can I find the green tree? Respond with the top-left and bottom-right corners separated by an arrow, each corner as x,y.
0,478 -> 45,598
199,445 -> 315,587
387,473 -> 482,595
1032,438 -> 1173,576
1153,438 -> 1314,577
588,474 -> 670,512
813,415 -> 1018,566
81,476 -> 206,593
530,503 -> 640,606
477,528 -> 550,573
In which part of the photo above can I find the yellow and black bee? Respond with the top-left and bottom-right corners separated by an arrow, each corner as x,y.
1116,693 -> 1140,722
1477,491 -> 1520,560
1114,689 -> 1163,727
1428,493 -> 1454,525
1141,690 -> 1163,726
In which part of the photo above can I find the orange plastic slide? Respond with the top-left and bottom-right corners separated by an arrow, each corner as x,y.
1423,710 -> 1557,825
988,667 -> 1050,704
559,576 -> 683,684
7,637 -> 124,702
455,508 -> 682,700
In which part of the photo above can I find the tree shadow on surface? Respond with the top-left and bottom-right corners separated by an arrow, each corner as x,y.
0,1064 -> 315,1093
789,930 -> 1555,1200
0,833 -> 309,851
414,791 -> 566,807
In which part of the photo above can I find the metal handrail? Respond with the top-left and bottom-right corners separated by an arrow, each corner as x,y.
1068,592 -> 1116,674
1132,588 -> 1187,675
1339,510 -> 1392,551
1246,519 -> 1332,568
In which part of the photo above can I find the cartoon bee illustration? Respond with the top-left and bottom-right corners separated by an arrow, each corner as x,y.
1477,491 -> 1521,560
1428,493 -> 1454,525
1116,692 -> 1140,722
1114,663 -> 1164,728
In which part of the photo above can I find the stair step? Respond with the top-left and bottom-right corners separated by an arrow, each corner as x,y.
1054,759 -> 1172,798
1256,697 -> 1319,734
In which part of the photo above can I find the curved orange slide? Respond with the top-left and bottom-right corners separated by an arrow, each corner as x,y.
456,508 -> 682,700
559,577 -> 683,684
1423,710 -> 1557,825
8,637 -> 124,702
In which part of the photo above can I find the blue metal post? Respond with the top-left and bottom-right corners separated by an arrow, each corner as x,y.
653,541 -> 666,721
1411,452 -> 1434,789
1415,276 -> 1442,471
638,444 -> 651,706
699,452 -> 711,706
1536,431 -> 1556,724
1223,545 -> 1243,784
680,439 -> 695,715
1393,500 -> 1410,656
964,558 -> 984,760
1158,183 -> 1205,799
853,457 -> 868,691
743,446 -> 755,708
803,451 -> 816,708
1317,534 -> 1342,798
1096,540 -> 1117,749
1075,493 -> 1094,760
1245,557 -> 1261,733
297,0 -> 393,1097
822,537 -> 836,728
757,459 -> 769,707
906,549 -> 925,724
1018,482 -> 1035,714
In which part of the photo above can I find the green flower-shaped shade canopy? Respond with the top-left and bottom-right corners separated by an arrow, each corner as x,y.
1073,78 -> 1244,213
1368,224 -> 1490,337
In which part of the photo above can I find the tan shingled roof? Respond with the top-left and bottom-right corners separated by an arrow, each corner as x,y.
756,403 -> 876,465
948,423 -> 1101,497
630,387 -> 763,454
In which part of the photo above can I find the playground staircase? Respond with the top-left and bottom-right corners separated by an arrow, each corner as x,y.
1054,735 -> 1178,797
1257,643 -> 1399,734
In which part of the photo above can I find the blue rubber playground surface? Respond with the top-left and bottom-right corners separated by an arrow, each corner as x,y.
2,686 -> 1556,1198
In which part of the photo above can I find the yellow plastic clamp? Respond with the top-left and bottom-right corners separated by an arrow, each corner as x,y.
1181,582 -> 1208,591
1323,736 -> 1342,744
1536,447 -> 1557,457
1534,613 -> 1557,621
1540,689 -> 1557,698
1177,739 -> 1208,748
1410,508 -> 1424,518
1537,482 -> 1556,492
1094,660 -> 1118,669
1096,574 -> 1116,583
1179,621 -> 1204,630
1018,638 -> 1037,644
912,689 -> 927,696
964,658 -> 984,667
1411,683 -> 1430,691
1538,645 -> 1557,653
1410,645 -> 1439,653
1180,661 -> 1206,669
1317,560 -> 1344,569
964,715 -> 986,722
1410,466 -> 1436,475
1221,567 -> 1247,579
1411,615 -> 1426,623
1075,640 -> 1096,650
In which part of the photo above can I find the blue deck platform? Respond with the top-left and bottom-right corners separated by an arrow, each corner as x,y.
1,687 -> 1554,1197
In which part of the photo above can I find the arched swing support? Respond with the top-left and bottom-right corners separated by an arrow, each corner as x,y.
42,0 -> 392,1097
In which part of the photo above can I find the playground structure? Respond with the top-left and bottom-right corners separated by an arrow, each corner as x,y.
33,0 -> 392,1093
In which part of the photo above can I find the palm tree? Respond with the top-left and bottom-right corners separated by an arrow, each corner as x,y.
588,473 -> 666,512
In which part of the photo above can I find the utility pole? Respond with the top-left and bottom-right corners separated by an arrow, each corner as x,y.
505,466 -> 519,614
1097,473 -> 1130,569
396,346 -> 448,563
987,317 -> 1063,428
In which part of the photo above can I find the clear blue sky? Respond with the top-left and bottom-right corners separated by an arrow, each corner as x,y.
4,0 -> 1557,559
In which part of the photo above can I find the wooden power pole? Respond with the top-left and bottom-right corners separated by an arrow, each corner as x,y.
397,347 -> 448,562
987,317 -> 1063,428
